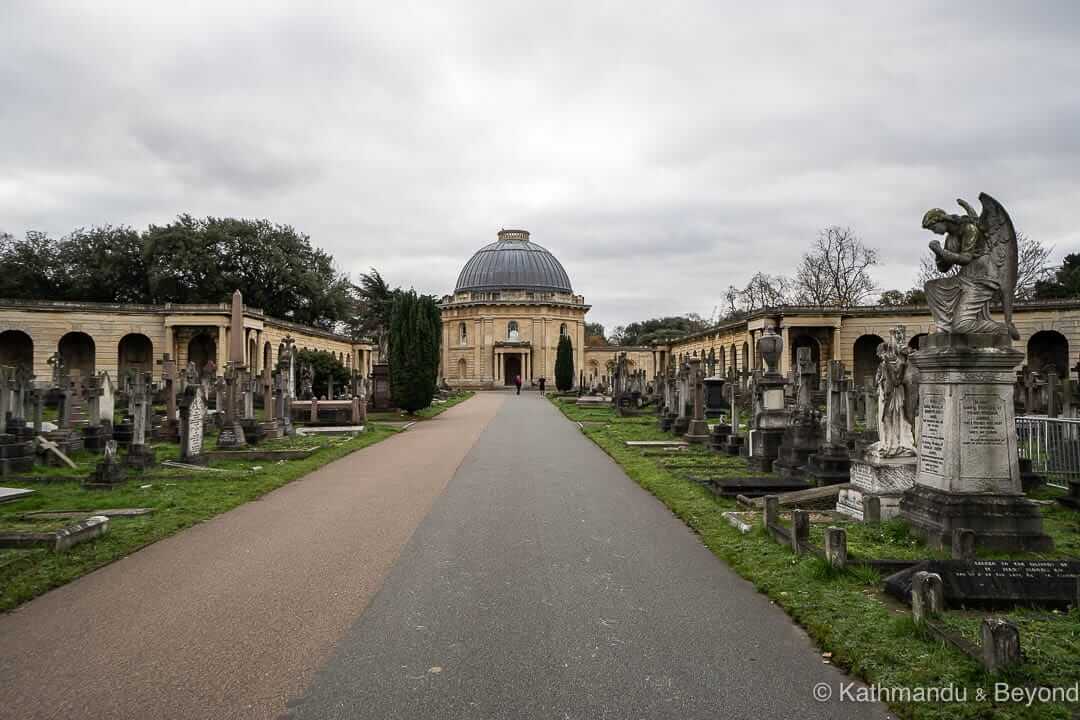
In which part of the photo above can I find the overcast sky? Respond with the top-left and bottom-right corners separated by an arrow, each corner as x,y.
3,2 -> 1079,331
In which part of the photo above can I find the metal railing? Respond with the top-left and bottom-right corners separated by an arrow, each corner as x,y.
1016,416 -> 1080,489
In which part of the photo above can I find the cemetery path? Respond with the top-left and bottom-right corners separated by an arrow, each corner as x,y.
285,395 -> 892,720
0,392 -> 506,720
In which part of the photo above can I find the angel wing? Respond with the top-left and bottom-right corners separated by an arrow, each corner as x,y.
978,193 -> 1017,292
979,192 -> 1020,336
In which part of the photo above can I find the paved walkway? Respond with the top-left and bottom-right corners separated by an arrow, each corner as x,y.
286,395 -> 889,719
0,393 -> 506,720
1,393 -> 889,719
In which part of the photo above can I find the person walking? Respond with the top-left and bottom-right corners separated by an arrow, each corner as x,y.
514,374 -> 522,395
537,376 -> 546,397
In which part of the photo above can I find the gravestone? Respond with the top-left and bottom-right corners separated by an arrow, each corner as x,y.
85,440 -> 126,489
885,559 -> 1080,609
10,365 -> 33,437
839,326 -> 918,520
371,363 -> 391,410
81,374 -> 113,452
703,374 -> 726,419
124,372 -> 156,468
156,353 -> 179,442
98,371 -> 116,425
671,361 -> 690,436
773,346 -> 823,480
746,328 -> 790,473
178,385 -> 208,465
720,366 -> 747,455
684,358 -> 710,444
803,360 -> 852,486
216,362 -> 247,448
900,335 -> 1052,551
900,196 -> 1051,552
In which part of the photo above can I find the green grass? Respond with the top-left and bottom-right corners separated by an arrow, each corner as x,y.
549,397 -> 1080,720
0,425 -> 398,612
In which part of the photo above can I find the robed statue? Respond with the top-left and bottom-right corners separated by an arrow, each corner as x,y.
868,326 -> 918,459
922,193 -> 1019,339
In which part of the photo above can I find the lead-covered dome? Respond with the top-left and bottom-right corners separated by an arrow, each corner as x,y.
455,229 -> 572,293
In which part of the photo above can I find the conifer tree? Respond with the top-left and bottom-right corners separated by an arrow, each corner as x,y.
555,334 -> 574,392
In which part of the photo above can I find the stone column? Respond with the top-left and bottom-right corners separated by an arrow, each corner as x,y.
216,324 -> 229,372
780,326 -> 791,377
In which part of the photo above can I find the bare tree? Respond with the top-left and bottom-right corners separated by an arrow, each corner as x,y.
916,231 -> 1052,301
739,272 -> 791,312
793,226 -> 878,306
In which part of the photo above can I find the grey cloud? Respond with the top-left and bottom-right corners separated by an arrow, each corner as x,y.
1,1 -> 1078,328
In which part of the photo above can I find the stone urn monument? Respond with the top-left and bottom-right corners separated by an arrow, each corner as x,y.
746,327 -> 790,473
898,194 -> 1052,551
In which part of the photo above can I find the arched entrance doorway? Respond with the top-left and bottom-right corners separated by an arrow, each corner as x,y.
503,355 -> 521,386
908,333 -> 928,351
853,334 -> 885,386
0,330 -> 33,372
188,334 -> 216,375
1027,330 -> 1069,377
58,332 -> 95,378
118,334 -> 153,377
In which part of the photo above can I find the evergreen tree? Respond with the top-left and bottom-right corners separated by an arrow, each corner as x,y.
388,290 -> 442,413
555,334 -> 574,392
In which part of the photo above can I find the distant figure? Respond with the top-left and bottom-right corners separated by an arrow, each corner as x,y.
538,376 -> 546,396
514,374 -> 522,395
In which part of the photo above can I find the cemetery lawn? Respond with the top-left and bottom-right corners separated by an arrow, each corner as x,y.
551,397 -> 1080,720
0,425 -> 399,612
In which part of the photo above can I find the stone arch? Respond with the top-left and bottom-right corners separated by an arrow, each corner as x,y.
188,334 -> 217,375
853,334 -> 885,386
589,358 -> 600,378
908,333 -> 928,351
1027,330 -> 1069,377
457,357 -> 467,378
59,331 -> 96,377
507,321 -> 519,341
263,342 -> 272,375
718,346 -> 726,375
742,342 -> 749,372
559,322 -> 568,338
730,344 -> 738,374
247,337 -> 258,372
118,333 -> 153,377
0,330 -> 33,372
791,334 -> 821,371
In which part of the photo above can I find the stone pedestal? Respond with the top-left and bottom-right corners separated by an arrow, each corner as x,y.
703,377 -> 727,419
672,414 -> 690,436
772,409 -> 822,480
837,455 -> 916,521
746,429 -> 785,473
899,333 -> 1052,552
659,411 -> 675,433
747,381 -> 788,473
0,433 -> 35,476
113,418 -> 134,448
709,423 -> 730,453
803,443 -> 851,486
124,444 -> 156,469
721,433 -> 744,456
82,422 -> 113,453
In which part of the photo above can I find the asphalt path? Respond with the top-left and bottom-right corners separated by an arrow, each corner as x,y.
0,392 -> 505,720
286,393 -> 891,719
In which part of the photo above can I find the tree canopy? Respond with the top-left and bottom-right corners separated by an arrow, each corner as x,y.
1034,253 -> 1080,300
610,315 -> 709,346
388,289 -> 442,413
0,216 -> 353,328
555,335 -> 574,391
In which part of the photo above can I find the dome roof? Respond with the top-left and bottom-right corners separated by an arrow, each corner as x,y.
454,229 -> 572,293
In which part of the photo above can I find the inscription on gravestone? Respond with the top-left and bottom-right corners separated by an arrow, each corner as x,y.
960,394 -> 1009,480
919,393 -> 945,476
886,559 -> 1080,609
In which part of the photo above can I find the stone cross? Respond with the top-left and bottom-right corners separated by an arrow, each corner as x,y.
864,375 -> 879,432
37,435 -> 77,469
825,360 -> 845,445
795,347 -> 816,409
83,375 -> 104,429
131,372 -> 149,448
843,369 -> 855,433
0,366 -> 11,435
59,368 -> 79,429
1021,365 -> 1037,415
1046,371 -> 1060,418
48,352 -> 65,389
158,353 -> 178,424
30,386 -> 44,435
282,335 -> 296,398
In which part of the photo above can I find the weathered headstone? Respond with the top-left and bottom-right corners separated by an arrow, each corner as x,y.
81,374 -> 113,452
684,358 -> 710,444
216,362 -> 247,448
124,372 -> 156,468
803,359 -> 851,486
773,346 -> 822,480
178,385 -> 208,465
85,440 -> 126,488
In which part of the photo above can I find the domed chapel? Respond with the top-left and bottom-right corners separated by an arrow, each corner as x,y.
439,229 -> 589,388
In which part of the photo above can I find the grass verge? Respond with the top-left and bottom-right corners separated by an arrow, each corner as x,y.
550,397 -> 1080,720
0,425 -> 398,612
